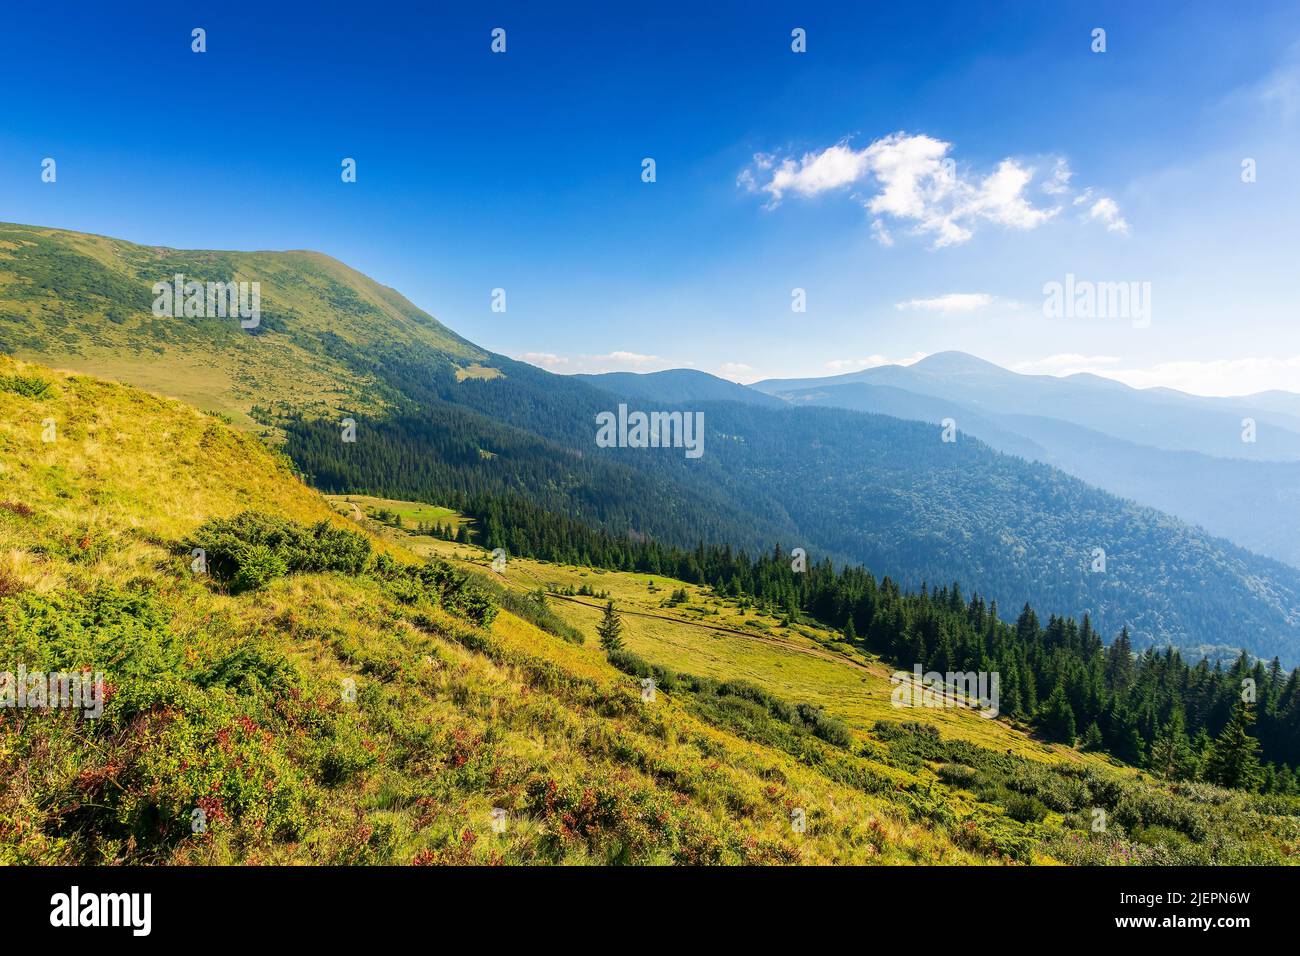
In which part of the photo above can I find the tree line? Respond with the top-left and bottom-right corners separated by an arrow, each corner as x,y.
461,492 -> 1299,793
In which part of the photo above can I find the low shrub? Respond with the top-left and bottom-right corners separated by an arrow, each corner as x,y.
1003,793 -> 1049,824
370,555 -> 498,628
0,374 -> 52,399
187,511 -> 371,593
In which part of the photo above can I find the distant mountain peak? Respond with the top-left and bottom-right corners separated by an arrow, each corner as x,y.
911,351 -> 1012,376
573,368 -> 785,407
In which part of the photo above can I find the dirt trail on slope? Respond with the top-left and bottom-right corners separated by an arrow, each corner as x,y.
337,507 -> 993,715
502,563 -> 880,673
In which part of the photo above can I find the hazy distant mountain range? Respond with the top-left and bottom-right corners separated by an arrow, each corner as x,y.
584,352 -> 1300,570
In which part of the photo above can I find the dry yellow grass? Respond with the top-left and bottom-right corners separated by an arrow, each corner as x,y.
351,511 -> 1124,772
0,357 -> 1003,864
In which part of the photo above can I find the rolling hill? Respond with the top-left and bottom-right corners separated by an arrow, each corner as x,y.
575,369 -> 786,407
761,377 -> 1300,569
4,222 -> 1300,663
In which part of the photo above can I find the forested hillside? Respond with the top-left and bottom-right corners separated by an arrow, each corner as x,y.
762,365 -> 1300,568
408,495 -> 1300,781
4,222 -> 1300,664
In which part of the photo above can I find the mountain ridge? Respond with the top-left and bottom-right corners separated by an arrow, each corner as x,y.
5,221 -> 1300,662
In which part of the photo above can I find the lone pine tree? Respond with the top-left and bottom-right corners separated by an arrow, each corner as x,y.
1204,701 -> 1264,791
598,600 -> 625,653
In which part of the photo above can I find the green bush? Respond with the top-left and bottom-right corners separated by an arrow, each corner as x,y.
0,374 -> 52,399
198,646 -> 300,695
187,511 -> 371,593
370,555 -> 498,628
937,763 -> 979,788
606,648 -> 651,677
231,543 -> 289,592
1003,793 -> 1049,823
795,703 -> 852,747
0,585 -> 315,857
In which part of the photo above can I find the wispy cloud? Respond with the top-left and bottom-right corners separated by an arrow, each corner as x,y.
517,351 -> 568,370
1011,354 -> 1123,375
1042,157 -> 1074,195
716,362 -> 755,381
1087,197 -> 1129,234
602,350 -> 659,366
1256,47 -> 1300,119
740,132 -> 1127,248
514,350 -> 667,374
824,352 -> 927,372
896,293 -> 996,314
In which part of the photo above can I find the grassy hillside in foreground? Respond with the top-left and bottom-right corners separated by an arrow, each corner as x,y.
4,361 -> 1297,864
329,495 -> 1300,864
0,356 -> 1024,865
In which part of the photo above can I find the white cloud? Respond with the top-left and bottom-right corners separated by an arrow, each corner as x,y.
1103,357 -> 1300,396
602,350 -> 659,365
743,132 -> 1063,248
513,350 -> 667,374
824,352 -> 927,372
1258,55 -> 1300,119
870,218 -> 894,246
716,362 -> 754,381
967,160 -> 1058,230
517,352 -> 568,370
1042,157 -> 1074,195
896,293 -> 995,314
1011,354 -> 1123,375
759,141 -> 873,202
1087,196 -> 1129,234
741,132 -> 1134,247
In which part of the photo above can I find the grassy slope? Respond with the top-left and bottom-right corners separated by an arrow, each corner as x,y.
334,497 -> 1300,865
2,360 -> 1296,865
0,357 -> 997,865
338,497 -> 1113,766
336,495 -> 469,532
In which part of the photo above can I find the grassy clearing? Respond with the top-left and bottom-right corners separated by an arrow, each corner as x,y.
329,495 -> 469,532
453,364 -> 503,382
363,519 -> 1110,765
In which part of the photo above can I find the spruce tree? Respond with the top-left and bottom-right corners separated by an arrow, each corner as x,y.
1204,701 -> 1264,790
1104,627 -> 1135,691
1041,684 -> 1077,744
1081,721 -> 1104,751
597,600 -> 625,653
1149,710 -> 1193,779
1110,704 -> 1147,766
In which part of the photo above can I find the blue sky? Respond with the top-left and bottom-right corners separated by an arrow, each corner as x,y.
2,0 -> 1298,394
